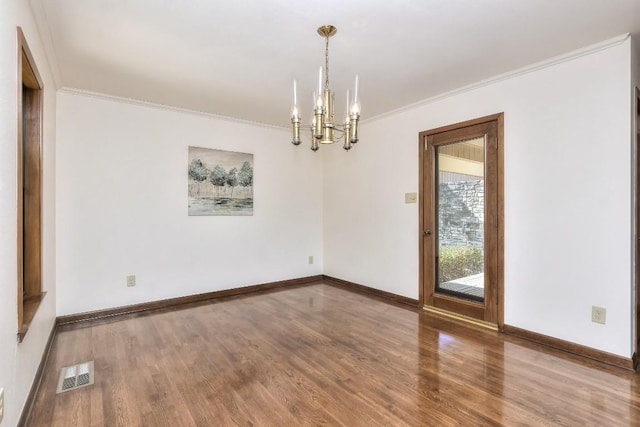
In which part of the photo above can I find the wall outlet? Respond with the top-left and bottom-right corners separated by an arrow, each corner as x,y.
126,275 -> 136,287
308,256 -> 314,265
0,387 -> 4,424
592,306 -> 606,324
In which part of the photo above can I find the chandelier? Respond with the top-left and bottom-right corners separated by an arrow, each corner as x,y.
290,25 -> 361,151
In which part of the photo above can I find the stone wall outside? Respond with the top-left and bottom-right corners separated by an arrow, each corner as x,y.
438,180 -> 484,248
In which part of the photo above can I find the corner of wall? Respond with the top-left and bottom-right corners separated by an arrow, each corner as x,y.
55,90 -> 323,315
0,1 -> 58,425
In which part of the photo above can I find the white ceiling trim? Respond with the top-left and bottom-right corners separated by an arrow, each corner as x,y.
58,87 -> 289,131
27,0 -> 62,88
364,33 -> 631,125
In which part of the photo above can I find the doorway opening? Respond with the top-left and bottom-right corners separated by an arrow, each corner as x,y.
17,27 -> 44,342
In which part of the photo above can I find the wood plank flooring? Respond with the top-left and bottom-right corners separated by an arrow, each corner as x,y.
28,283 -> 640,426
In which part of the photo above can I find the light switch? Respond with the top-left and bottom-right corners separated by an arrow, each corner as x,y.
405,192 -> 417,204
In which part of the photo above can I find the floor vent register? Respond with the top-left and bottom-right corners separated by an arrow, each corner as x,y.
56,361 -> 95,394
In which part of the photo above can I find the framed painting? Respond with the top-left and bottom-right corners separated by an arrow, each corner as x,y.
188,146 -> 253,216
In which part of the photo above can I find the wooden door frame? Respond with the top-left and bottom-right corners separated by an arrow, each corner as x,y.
635,87 -> 640,364
418,113 -> 504,329
17,27 -> 44,342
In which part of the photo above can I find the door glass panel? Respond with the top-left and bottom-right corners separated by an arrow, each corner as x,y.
435,136 -> 485,302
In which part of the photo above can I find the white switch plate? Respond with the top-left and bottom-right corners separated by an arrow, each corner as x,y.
405,192 -> 417,204
127,275 -> 136,287
0,387 -> 4,424
308,256 -> 314,265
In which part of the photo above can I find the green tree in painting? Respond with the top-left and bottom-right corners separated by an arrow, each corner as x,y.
188,159 -> 210,196
226,167 -> 238,198
210,165 -> 227,196
238,161 -> 253,197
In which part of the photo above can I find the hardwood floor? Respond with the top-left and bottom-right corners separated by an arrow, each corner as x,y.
28,283 -> 640,426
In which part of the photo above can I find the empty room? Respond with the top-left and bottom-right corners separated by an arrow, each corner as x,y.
2,0 -> 640,425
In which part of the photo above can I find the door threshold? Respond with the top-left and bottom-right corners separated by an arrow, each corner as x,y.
423,305 -> 498,331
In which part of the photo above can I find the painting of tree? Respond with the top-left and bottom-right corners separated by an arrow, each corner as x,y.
188,159 -> 210,196
226,167 -> 238,198
238,161 -> 253,197
187,146 -> 253,216
210,165 -> 227,196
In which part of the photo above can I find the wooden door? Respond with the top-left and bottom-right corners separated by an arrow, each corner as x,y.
419,114 -> 503,328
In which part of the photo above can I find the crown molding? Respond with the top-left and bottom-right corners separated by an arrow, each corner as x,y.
58,87 -> 289,131
27,0 -> 62,88
364,33 -> 631,124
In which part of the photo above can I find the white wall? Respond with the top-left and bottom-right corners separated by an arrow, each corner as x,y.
632,35 -> 640,353
324,36 -> 634,357
56,91 -> 323,315
0,0 -> 57,425
633,36 -> 640,105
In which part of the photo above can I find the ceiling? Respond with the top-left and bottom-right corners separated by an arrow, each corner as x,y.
30,0 -> 640,127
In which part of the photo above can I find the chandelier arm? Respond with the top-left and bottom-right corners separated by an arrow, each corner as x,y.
303,124 -> 347,133
333,126 -> 346,134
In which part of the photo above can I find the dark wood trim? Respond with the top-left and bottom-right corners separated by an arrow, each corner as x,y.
420,113 -> 503,136
23,85 -> 43,298
17,28 -> 43,89
322,275 -> 420,310
496,113 -> 504,328
418,126 -> 425,306
17,292 -> 46,342
431,292 -> 485,319
57,275 -> 323,325
503,324 -> 636,371
17,321 -> 57,427
635,86 -> 640,363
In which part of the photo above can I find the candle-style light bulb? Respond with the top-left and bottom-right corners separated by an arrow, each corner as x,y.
313,88 -> 323,138
290,80 -> 302,145
349,75 -> 360,144
291,80 -> 299,119
344,89 -> 350,123
350,75 -> 360,115
316,66 -> 324,108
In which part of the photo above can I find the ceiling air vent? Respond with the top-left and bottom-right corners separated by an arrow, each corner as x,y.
56,361 -> 94,394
